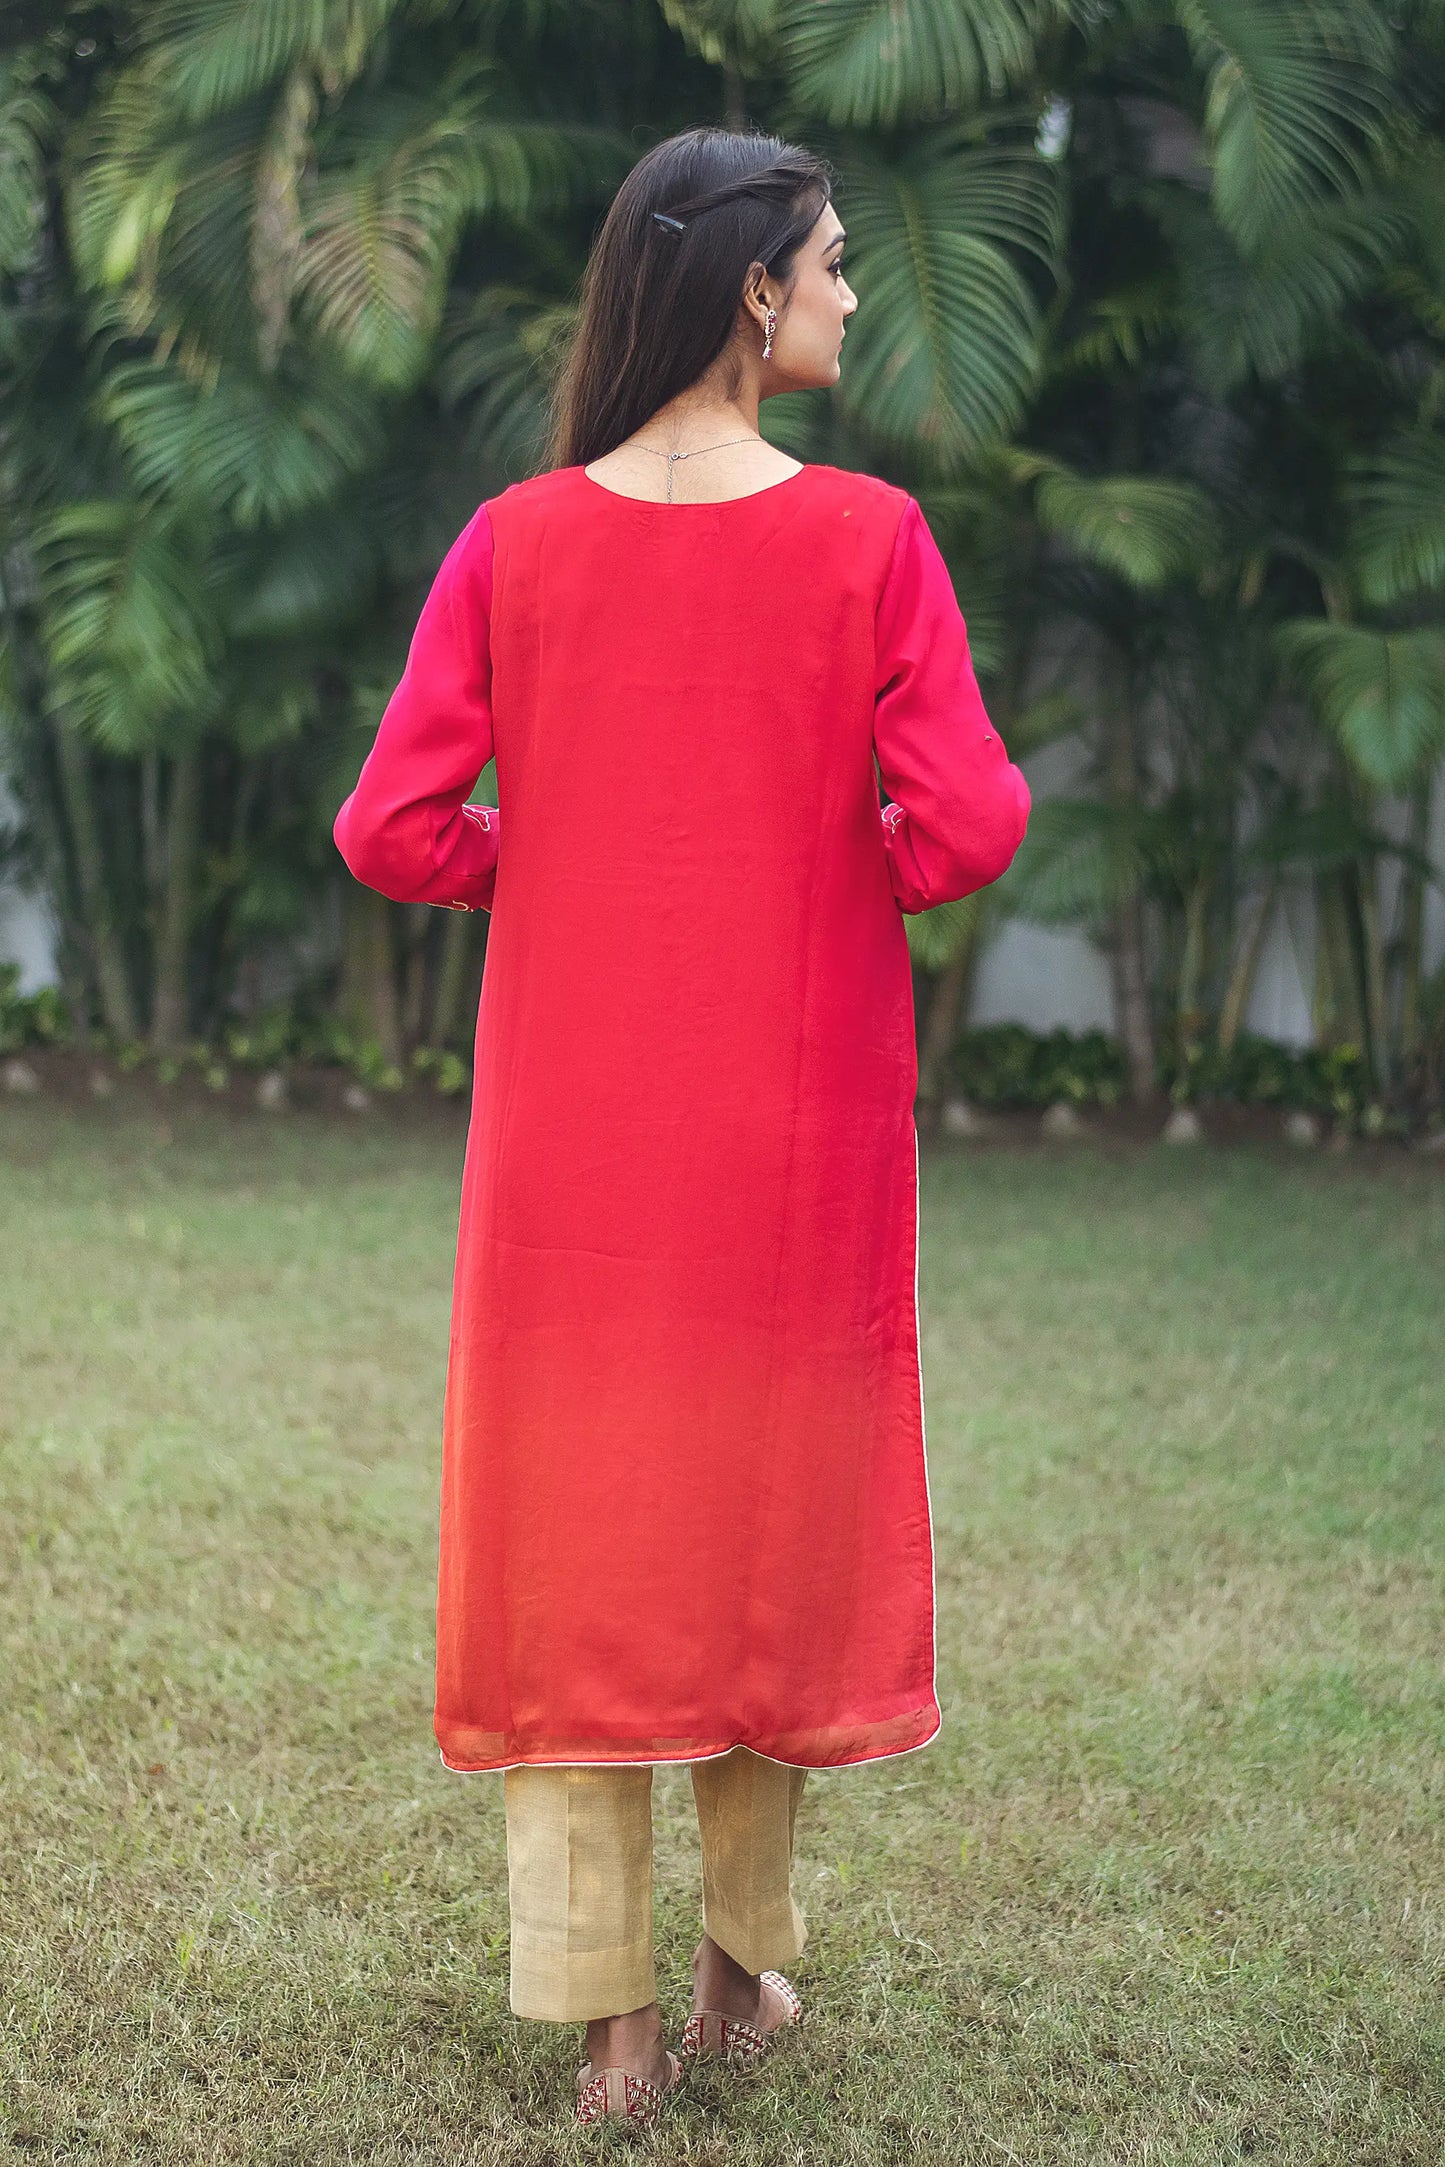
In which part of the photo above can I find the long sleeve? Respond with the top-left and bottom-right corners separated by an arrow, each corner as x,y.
872,496 -> 1030,915
333,502 -> 500,912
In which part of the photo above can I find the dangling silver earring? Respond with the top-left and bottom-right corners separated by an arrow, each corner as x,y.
761,306 -> 776,361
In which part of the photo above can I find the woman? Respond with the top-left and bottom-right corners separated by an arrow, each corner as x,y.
334,124 -> 1030,2127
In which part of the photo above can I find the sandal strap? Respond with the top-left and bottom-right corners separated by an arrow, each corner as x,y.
575,2052 -> 679,2125
680,1977 -> 801,2065
760,1971 -> 803,2027
680,2010 -> 768,2065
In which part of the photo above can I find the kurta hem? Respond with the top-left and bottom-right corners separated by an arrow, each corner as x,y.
437,1700 -> 943,1775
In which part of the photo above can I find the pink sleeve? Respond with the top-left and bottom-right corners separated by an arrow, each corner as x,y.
333,502 -> 500,912
872,496 -> 1030,915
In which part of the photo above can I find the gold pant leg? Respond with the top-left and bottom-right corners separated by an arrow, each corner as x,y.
503,1763 -> 656,2021
690,1747 -> 808,1977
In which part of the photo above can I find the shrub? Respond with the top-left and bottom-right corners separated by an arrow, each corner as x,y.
1157,1032 -> 1369,1117
945,1023 -> 1372,1117
0,966 -> 71,1054
945,1025 -> 1127,1109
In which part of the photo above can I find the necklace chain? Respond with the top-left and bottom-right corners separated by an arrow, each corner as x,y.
629,433 -> 766,503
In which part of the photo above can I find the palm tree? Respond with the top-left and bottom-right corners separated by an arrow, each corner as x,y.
0,0 -> 1439,1128
4,0 -> 637,1046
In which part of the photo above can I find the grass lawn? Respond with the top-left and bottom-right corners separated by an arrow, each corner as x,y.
2,1098 -> 1443,2165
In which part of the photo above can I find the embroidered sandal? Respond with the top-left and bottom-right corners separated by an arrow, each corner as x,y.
574,2049 -> 682,2127
680,1970 -> 803,2067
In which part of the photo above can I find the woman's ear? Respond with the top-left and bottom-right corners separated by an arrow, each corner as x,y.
740,262 -> 773,324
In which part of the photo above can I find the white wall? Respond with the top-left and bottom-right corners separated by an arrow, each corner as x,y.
0,886 -> 54,993
0,777 -> 56,992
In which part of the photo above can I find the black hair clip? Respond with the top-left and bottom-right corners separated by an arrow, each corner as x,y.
651,210 -> 686,233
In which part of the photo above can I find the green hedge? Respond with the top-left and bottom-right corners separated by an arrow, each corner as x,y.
0,970 -> 1381,1121
0,967 -> 68,1056
946,1023 -> 1370,1118
946,1025 -> 1127,1109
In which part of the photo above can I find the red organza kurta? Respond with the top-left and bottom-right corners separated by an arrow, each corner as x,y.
334,461 -> 1030,1771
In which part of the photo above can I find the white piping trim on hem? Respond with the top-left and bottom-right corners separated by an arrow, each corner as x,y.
436,1710 -> 942,1778
913,1116 -> 941,1756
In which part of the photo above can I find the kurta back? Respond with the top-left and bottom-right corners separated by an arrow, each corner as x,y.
334,459 -> 1031,1771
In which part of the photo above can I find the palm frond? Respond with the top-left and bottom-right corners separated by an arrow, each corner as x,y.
215,503 -> 382,641
65,73 -> 186,297
925,126 -> 1066,268
0,71 -> 56,276
992,795 -> 1150,931
1393,136 -> 1445,294
66,82 -> 259,360
33,500 -> 222,751
1048,277 -> 1179,381
1023,462 -> 1218,589
657,0 -> 781,71
910,468 -> 1029,676
223,669 -> 319,758
437,284 -> 573,484
1154,181 -> 1409,394
997,688 -> 1088,756
294,87 -> 623,390
904,891 -> 984,970
147,0 -> 395,126
1244,796 -> 1417,877
756,386 -> 837,462
1174,0 -> 1398,250
780,0 -> 1060,129
99,354 -> 386,527
1278,619 -> 1445,789
831,133 -> 1061,466
1348,431 -> 1445,607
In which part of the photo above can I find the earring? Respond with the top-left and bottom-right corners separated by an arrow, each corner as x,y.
762,306 -> 776,361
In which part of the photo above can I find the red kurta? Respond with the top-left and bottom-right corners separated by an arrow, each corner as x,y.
334,460 -> 1030,1771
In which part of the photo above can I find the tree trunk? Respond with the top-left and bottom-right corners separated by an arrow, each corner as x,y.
1311,876 -> 1338,1049
1395,777 -> 1432,1065
52,718 -> 139,1042
252,62 -> 317,373
1176,874 -> 1211,1068
151,748 -> 203,1052
1218,873 -> 1279,1052
1355,863 -> 1391,1096
1314,874 -> 1365,1051
341,888 -> 403,1069
1110,900 -> 1156,1104
401,904 -> 431,1051
370,897 -> 404,1069
916,937 -> 978,1111
1101,646 -> 1156,1105
431,908 -> 480,1050
140,751 -> 162,903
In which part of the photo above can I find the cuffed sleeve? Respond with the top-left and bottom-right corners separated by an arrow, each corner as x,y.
872,496 -> 1030,915
333,501 -> 500,912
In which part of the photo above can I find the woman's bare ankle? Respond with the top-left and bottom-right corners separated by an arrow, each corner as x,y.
691,1933 -> 763,2021
583,2001 -> 671,2083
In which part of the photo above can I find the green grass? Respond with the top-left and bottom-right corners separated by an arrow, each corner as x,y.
2,1101 -> 1443,2164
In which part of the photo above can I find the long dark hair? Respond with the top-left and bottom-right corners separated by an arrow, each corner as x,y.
543,126 -> 833,471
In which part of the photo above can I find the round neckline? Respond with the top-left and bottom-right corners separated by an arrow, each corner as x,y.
574,459 -> 810,508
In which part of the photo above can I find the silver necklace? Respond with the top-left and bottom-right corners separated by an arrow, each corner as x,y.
629,434 -> 765,503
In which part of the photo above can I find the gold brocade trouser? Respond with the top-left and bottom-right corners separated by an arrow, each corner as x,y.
503,1747 -> 809,2021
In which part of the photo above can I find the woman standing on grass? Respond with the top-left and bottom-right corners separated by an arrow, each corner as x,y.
334,123 -> 1030,2128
